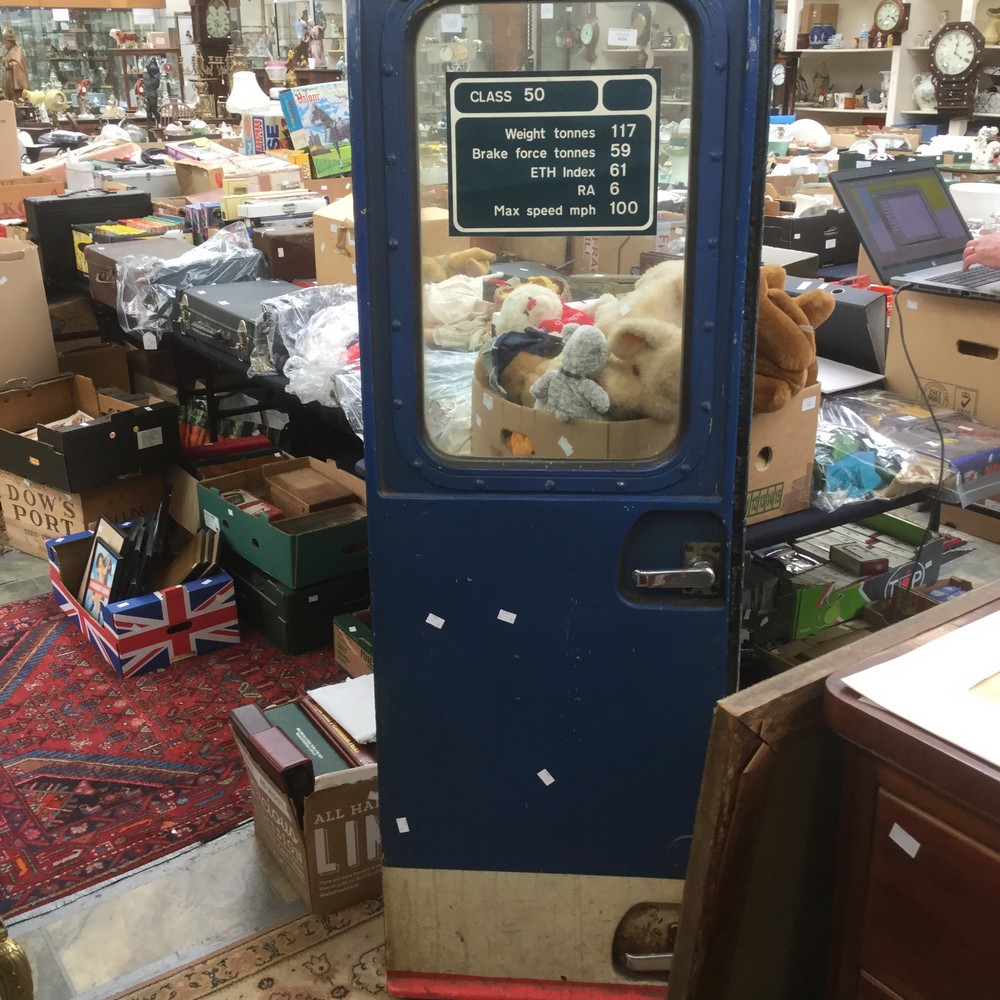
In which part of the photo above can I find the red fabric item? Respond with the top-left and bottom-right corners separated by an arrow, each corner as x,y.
0,594 -> 346,918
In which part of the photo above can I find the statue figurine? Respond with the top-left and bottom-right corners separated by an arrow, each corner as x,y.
2,27 -> 29,103
143,56 -> 161,126
306,23 -> 325,66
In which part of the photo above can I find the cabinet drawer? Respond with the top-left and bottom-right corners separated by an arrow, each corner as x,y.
860,789 -> 1000,999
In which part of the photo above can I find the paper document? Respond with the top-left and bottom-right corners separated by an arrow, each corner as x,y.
843,610 -> 1000,768
308,674 -> 376,744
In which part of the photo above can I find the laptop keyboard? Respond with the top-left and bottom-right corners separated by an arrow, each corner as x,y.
933,266 -> 1000,288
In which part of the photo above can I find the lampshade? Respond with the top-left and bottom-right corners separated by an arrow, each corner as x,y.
225,71 -> 271,115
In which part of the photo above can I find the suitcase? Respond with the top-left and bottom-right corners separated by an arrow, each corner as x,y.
25,189 -> 154,288
252,224 -> 317,281
85,236 -> 193,310
179,279 -> 300,361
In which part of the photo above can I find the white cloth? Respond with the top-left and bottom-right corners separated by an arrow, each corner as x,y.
309,674 -> 376,744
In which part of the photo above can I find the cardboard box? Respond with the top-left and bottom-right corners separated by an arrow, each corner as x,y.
762,208 -> 860,268
303,175 -> 353,203
884,290 -> 1000,428
744,383 -> 821,524
0,374 -> 180,494
238,739 -> 380,915
939,502 -> 1000,544
756,619 -> 874,673
227,549 -> 368,654
264,457 -> 361,515
751,514 -> 944,644
21,140 -> 141,184
470,369 -> 674,460
46,528 -> 239,678
198,459 -> 368,588
57,344 -> 131,393
334,609 -> 373,677
0,176 -> 66,219
0,223 -> 29,240
799,2 -> 838,33
861,576 -> 974,628
0,238 -> 59,384
313,196 -> 357,285
826,126 -> 922,152
0,101 -> 21,179
48,291 -> 100,339
173,156 -> 302,197
0,468 -> 164,559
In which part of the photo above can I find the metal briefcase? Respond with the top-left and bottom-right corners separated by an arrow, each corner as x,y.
178,279 -> 300,362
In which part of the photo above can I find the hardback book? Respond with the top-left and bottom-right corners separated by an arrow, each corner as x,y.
264,700 -> 352,778
298,695 -> 377,767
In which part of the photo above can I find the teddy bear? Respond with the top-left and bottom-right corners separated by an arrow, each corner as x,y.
475,259 -> 686,435
754,264 -> 834,413
422,247 -> 497,284
529,325 -> 611,422
493,282 -> 564,335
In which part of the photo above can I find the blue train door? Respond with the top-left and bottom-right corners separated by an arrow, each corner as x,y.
348,1 -> 765,996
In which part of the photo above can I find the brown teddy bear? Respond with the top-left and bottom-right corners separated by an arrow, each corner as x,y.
754,264 -> 835,413
422,247 -> 497,284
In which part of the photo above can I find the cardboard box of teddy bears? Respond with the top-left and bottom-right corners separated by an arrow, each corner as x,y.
471,259 -> 684,460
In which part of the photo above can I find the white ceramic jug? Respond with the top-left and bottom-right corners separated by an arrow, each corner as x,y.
913,72 -> 936,110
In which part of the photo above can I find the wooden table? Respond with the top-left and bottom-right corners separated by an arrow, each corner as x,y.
824,599 -> 1000,999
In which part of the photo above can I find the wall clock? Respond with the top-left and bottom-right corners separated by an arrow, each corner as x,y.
928,20 -> 985,115
579,18 -> 600,62
871,0 -> 909,46
772,62 -> 786,87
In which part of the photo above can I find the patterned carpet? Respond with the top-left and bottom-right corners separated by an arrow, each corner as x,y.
110,898 -> 389,1000
0,593 -> 347,919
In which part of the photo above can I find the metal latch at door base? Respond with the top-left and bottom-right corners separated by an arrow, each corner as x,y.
624,951 -> 673,973
632,542 -> 721,596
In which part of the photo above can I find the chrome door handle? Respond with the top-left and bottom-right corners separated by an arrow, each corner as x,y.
633,561 -> 716,590
624,951 -> 673,973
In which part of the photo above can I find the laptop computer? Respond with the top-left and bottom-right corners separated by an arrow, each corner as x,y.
829,160 -> 1000,298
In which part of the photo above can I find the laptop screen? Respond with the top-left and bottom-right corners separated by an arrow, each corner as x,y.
830,163 -> 970,282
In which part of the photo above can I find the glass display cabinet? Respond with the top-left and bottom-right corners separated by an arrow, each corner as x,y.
108,48 -> 186,114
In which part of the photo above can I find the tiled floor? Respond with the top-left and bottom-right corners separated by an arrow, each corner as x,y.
3,502 -> 1000,998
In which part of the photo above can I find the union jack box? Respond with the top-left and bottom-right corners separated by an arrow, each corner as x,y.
46,530 -> 240,678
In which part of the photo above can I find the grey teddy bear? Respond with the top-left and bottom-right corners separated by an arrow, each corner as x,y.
529,324 -> 611,422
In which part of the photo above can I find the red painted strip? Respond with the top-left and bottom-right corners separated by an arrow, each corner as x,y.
386,970 -> 667,1000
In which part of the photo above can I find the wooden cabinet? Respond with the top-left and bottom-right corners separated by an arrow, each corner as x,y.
825,608 -> 1000,1000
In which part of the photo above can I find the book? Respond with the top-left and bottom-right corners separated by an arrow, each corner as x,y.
264,701 -> 352,778
298,695 -> 377,767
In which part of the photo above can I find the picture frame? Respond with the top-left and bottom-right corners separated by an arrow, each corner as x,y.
78,517 -> 131,623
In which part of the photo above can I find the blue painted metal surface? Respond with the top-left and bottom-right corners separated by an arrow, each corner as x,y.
348,0 -> 764,883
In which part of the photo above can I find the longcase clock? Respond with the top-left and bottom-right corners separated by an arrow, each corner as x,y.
190,0 -> 232,104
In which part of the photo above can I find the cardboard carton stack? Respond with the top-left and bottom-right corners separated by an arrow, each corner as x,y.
198,456 -> 370,654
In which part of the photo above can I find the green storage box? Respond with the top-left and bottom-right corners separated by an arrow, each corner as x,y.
226,549 -> 369,654
198,458 -> 367,588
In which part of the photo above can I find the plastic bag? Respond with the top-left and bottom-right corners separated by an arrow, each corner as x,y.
813,389 -> 1000,511
251,284 -> 358,376
116,224 -> 266,344
424,349 -> 479,456
277,287 -> 362,435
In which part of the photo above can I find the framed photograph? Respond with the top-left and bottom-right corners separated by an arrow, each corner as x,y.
78,518 -> 130,623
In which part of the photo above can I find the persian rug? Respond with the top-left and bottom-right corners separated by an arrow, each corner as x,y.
111,898 -> 389,1000
0,593 -> 347,919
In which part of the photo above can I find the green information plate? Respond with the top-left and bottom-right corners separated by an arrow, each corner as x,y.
446,70 -> 660,236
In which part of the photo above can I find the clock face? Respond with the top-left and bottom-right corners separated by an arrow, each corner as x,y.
580,21 -> 594,45
439,44 -> 454,62
874,1 -> 900,31
451,41 -> 469,61
933,28 -> 977,75
772,63 -> 786,86
205,2 -> 230,39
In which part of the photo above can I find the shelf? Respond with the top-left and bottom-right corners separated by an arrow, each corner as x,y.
784,47 -> 892,54
796,107 -> 887,116
660,99 -> 690,106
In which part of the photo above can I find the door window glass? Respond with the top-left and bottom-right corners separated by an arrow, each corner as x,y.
415,2 -> 693,462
